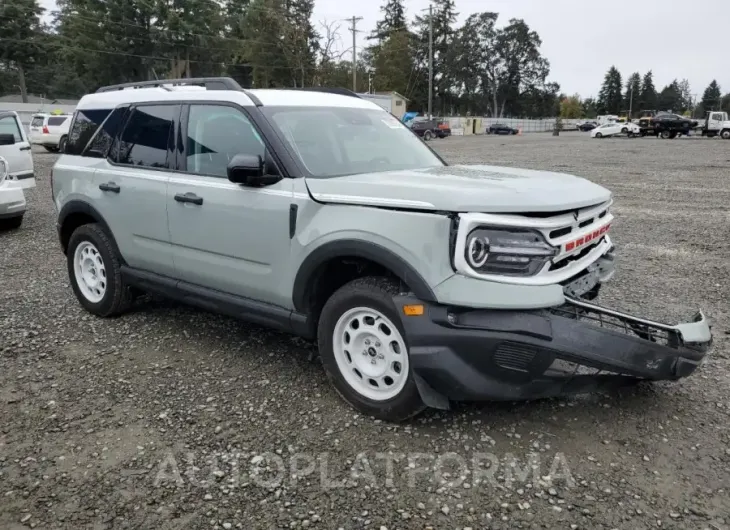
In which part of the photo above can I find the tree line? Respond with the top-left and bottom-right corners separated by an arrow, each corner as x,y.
560,67 -> 730,120
2,0 -> 728,120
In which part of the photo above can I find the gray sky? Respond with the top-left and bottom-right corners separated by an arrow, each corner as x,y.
40,0 -> 730,99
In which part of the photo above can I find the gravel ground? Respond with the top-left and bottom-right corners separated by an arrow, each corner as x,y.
1,133 -> 729,530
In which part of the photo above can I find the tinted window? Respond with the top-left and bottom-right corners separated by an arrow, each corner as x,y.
31,116 -> 44,127
47,116 -> 68,126
0,115 -> 22,142
66,109 -> 112,155
185,104 -> 264,178
83,107 -> 128,159
117,105 -> 176,168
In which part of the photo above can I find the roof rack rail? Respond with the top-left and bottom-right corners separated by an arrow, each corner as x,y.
96,77 -> 244,93
290,87 -> 361,99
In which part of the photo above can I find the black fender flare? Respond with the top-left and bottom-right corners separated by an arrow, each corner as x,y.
292,240 -> 437,313
57,200 -> 117,254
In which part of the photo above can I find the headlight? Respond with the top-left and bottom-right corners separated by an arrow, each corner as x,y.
464,227 -> 557,276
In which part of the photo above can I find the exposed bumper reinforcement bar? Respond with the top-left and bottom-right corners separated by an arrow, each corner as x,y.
394,295 -> 712,404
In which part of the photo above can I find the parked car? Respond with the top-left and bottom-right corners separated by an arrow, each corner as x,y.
0,111 -> 35,229
0,110 -> 36,189
578,121 -> 598,131
0,152 -> 27,230
590,121 -> 641,138
487,123 -> 518,135
29,112 -> 72,152
53,77 -> 712,421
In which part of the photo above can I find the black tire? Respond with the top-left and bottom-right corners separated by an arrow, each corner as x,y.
43,146 -> 58,153
721,130 -> 730,140
0,215 -> 23,230
67,223 -> 131,318
58,135 -> 67,153
317,276 -> 426,422
669,131 -> 678,139
595,132 -> 602,138
423,130 -> 433,141
621,127 -> 628,133
660,130 -> 671,139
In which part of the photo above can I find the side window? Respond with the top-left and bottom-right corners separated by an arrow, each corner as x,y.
185,104 -> 265,178
31,116 -> 44,128
66,109 -> 112,155
117,105 -> 176,169
83,107 -> 128,159
47,117 -> 68,127
712,113 -> 723,121
0,115 -> 22,142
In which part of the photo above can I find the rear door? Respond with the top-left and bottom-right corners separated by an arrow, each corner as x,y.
93,104 -> 178,276
0,112 -> 35,189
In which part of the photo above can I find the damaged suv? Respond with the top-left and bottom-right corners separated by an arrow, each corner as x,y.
53,78 -> 712,421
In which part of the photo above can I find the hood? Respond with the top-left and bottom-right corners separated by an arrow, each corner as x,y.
305,165 -> 612,213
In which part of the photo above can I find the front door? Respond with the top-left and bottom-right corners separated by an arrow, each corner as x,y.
167,103 -> 293,308
0,112 -> 35,188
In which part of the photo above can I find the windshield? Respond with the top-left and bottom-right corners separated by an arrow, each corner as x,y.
262,106 -> 445,178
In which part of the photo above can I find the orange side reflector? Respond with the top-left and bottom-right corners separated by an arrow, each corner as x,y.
403,304 -> 424,316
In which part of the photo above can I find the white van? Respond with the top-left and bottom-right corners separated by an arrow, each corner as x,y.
29,112 -> 72,152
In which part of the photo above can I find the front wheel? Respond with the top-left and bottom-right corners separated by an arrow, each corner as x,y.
721,129 -> 730,140
67,223 -> 132,317
317,277 -> 426,422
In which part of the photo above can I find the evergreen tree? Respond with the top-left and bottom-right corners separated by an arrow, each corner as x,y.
701,80 -> 722,111
623,72 -> 641,117
369,0 -> 407,42
597,66 -> 622,114
657,79 -> 682,112
639,70 -> 658,111
0,0 -> 44,101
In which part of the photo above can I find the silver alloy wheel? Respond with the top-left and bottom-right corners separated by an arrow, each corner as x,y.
73,241 -> 107,303
332,307 -> 409,401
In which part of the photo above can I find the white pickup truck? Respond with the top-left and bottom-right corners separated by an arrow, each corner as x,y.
701,111 -> 730,139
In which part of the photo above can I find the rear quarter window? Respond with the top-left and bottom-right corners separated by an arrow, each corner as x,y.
31,116 -> 44,127
66,109 -> 112,155
47,117 -> 68,126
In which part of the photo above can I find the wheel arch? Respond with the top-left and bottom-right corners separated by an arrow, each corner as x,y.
292,240 -> 437,316
58,200 -> 118,256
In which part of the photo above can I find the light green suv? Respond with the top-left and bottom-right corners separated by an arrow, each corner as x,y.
53,77 -> 712,421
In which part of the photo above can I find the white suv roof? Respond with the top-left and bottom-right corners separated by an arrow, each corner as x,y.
76,77 -> 381,111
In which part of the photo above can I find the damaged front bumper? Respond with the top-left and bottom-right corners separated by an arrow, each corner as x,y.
395,294 -> 712,407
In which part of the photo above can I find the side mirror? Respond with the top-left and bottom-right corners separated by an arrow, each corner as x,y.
227,153 -> 281,186
0,134 -> 16,146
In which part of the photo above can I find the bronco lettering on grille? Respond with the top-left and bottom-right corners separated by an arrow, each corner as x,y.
564,223 -> 611,252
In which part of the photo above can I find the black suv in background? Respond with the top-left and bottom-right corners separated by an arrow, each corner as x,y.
487,123 -> 518,135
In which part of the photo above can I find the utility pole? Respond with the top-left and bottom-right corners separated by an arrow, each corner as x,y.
428,4 -> 433,119
348,16 -> 363,92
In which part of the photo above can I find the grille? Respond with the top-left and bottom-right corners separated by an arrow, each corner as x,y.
548,206 -> 609,240
494,342 -> 537,372
549,298 -> 680,349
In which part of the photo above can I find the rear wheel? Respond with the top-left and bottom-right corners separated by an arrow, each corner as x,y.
423,130 -> 433,141
58,135 -> 68,152
43,146 -> 58,153
317,277 -> 426,422
660,130 -> 672,139
595,132 -> 603,138
67,223 -> 131,317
